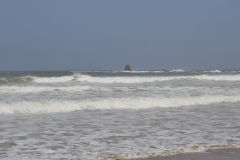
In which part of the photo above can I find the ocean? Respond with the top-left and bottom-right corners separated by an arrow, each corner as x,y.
0,70 -> 240,160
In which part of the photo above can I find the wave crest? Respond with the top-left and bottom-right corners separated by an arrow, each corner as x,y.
0,85 -> 91,93
1,74 -> 240,84
0,77 -> 33,84
1,95 -> 240,114
71,74 -> 240,83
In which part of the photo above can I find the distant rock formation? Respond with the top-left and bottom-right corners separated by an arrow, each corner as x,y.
124,64 -> 132,71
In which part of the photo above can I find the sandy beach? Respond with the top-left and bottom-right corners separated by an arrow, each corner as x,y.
128,148 -> 240,160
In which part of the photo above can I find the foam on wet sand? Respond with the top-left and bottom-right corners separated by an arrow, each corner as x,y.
127,148 -> 240,160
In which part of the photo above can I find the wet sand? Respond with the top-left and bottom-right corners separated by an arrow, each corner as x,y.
128,148 -> 240,160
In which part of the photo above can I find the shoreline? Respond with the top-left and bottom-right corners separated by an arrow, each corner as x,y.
127,148 -> 240,160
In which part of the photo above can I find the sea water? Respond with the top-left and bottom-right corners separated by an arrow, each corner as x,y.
0,70 -> 240,159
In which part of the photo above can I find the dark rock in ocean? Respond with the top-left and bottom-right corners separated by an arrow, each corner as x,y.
124,64 -> 132,71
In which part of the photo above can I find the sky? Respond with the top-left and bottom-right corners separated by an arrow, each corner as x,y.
0,0 -> 240,71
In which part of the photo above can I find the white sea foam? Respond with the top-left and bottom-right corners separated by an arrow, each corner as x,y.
193,74 -> 240,81
0,85 -> 91,93
204,70 -> 222,73
1,71 -> 240,160
170,69 -> 185,72
74,74 -> 178,83
1,95 -> 240,114
2,74 -> 240,85
0,76 -> 33,84
103,144 -> 240,160
73,74 -> 240,83
33,75 -> 75,83
122,70 -> 165,73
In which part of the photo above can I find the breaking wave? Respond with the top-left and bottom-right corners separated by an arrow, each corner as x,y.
0,85 -> 91,93
1,74 -> 240,84
1,95 -> 240,114
33,75 -> 77,83
170,69 -> 185,72
0,77 -> 33,84
204,70 -> 222,73
73,74 -> 240,83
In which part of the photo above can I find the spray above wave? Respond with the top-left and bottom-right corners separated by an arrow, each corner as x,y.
1,95 -> 240,114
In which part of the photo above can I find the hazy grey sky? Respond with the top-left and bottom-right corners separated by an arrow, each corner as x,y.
0,0 -> 239,70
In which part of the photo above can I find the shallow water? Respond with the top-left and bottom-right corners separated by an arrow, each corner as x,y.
0,70 -> 240,159
1,105 -> 240,160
